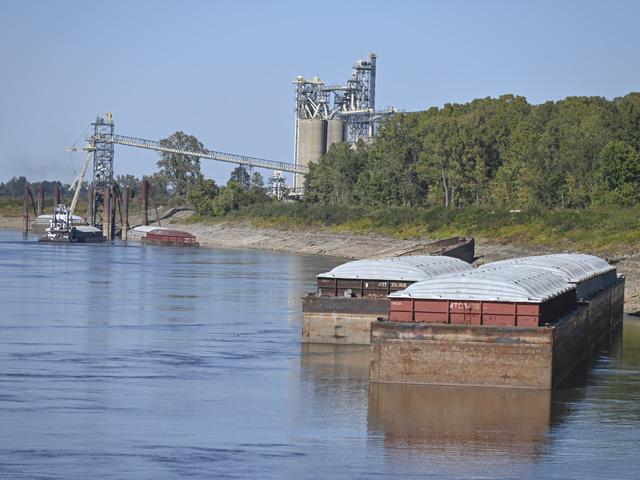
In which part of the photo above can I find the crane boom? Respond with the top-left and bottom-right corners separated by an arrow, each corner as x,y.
88,133 -> 308,175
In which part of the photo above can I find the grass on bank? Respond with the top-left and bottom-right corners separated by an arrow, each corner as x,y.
217,202 -> 640,254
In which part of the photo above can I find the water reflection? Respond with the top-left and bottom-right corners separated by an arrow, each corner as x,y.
299,318 -> 640,470
299,343 -> 370,413
368,383 -> 552,459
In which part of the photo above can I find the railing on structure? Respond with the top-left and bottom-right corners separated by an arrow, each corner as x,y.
88,133 -> 308,175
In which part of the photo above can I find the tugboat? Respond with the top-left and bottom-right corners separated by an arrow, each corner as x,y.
39,204 -> 105,243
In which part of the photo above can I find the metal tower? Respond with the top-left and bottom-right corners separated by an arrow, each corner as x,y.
335,53 -> 378,143
90,113 -> 115,229
92,113 -> 114,189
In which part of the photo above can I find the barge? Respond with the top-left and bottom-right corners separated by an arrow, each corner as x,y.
302,256 -> 473,345
128,226 -> 199,247
399,236 -> 475,263
370,255 -> 624,389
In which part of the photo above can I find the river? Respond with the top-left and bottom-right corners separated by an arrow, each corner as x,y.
0,228 -> 638,479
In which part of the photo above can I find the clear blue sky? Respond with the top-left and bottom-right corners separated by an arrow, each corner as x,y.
1,0 -> 638,186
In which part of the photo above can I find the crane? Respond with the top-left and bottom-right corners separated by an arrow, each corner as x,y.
80,113 -> 307,234
66,142 -> 95,216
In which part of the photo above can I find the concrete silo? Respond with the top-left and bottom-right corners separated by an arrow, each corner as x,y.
326,118 -> 344,152
294,118 -> 326,191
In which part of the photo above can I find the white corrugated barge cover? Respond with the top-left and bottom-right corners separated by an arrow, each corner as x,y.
389,266 -> 574,303
479,254 -> 617,299
128,225 -> 172,241
75,226 -> 101,233
318,255 -> 473,282
34,214 -> 84,224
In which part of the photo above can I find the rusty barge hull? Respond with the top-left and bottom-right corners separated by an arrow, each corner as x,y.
369,279 -> 624,389
302,296 -> 389,345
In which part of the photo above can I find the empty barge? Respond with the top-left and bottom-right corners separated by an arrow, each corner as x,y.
399,236 -> 475,263
370,254 -> 624,389
302,256 -> 474,345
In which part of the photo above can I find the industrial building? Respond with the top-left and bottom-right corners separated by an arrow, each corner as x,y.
292,53 -> 394,192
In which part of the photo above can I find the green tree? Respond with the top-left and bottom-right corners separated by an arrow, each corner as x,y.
596,141 -> 640,205
187,179 -> 220,216
157,131 -> 204,197
250,171 -> 265,191
305,142 -> 369,205
229,165 -> 251,190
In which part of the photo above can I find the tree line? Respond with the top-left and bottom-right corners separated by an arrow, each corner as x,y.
5,93 -> 639,215
305,93 -> 640,209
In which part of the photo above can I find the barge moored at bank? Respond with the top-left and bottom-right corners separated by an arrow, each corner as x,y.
128,226 -> 199,247
302,256 -> 473,344
371,255 -> 624,389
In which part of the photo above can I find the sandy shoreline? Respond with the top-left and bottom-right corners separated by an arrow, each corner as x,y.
3,214 -> 638,314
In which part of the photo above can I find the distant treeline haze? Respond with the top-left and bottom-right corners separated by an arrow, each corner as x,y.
305,93 -> 640,208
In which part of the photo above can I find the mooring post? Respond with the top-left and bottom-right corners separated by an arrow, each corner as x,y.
22,183 -> 29,235
141,179 -> 149,226
111,185 -> 117,241
103,187 -> 111,240
53,185 -> 61,207
37,186 -> 44,216
123,186 -> 129,241
86,185 -> 94,225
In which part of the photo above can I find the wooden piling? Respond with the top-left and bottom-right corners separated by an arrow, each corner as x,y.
86,185 -> 94,225
123,186 -> 129,240
53,185 -> 61,207
22,183 -> 29,235
141,179 -> 149,226
103,187 -> 111,240
37,186 -> 44,216
111,185 -> 117,240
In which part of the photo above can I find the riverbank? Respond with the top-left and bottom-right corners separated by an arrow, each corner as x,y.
162,219 -> 639,315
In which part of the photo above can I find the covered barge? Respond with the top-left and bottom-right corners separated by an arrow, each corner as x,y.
370,255 -> 624,389
128,226 -> 199,247
302,256 -> 473,345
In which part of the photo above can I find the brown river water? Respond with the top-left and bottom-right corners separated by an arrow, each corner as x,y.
0,228 -> 638,479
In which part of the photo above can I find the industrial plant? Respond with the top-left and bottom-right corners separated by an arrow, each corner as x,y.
292,53 -> 394,192
19,53 -> 396,239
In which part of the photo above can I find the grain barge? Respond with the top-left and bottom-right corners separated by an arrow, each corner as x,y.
302,256 -> 473,345
370,254 -> 624,389
128,226 -> 199,247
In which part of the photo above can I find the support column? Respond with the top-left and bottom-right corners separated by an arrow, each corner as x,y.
141,179 -> 149,226
103,187 -> 111,240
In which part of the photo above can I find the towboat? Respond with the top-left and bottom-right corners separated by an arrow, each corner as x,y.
39,204 -> 105,243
